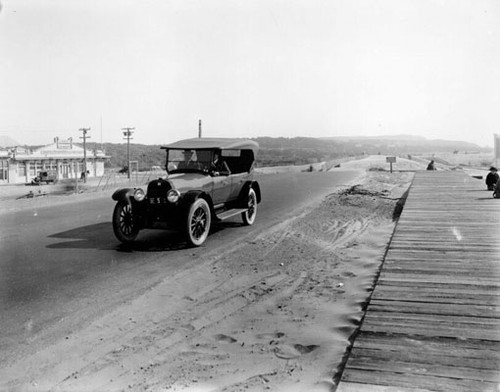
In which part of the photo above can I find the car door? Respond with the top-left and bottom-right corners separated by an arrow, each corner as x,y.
211,174 -> 232,206
229,171 -> 248,201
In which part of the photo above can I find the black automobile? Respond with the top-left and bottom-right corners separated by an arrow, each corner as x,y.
31,170 -> 57,185
111,138 -> 261,246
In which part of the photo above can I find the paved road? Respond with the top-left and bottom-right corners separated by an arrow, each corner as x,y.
0,170 -> 360,364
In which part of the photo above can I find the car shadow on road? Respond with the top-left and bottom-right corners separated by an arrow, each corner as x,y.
47,222 -> 118,250
47,223 -> 191,252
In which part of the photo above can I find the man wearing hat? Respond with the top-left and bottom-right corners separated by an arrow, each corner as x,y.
486,166 -> 499,191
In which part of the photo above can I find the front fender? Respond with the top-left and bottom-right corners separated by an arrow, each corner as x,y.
112,188 -> 135,202
179,190 -> 214,215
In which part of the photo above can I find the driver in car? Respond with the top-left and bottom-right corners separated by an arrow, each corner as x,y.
178,150 -> 197,169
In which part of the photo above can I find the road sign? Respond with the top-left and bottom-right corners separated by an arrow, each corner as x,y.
386,156 -> 396,173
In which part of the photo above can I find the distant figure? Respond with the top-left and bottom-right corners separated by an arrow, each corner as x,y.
426,160 -> 436,171
493,178 -> 500,198
486,166 -> 499,191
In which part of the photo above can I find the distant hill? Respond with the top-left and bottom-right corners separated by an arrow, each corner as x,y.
0,135 -> 20,148
320,135 -> 481,150
23,135 -> 488,169
252,135 -> 486,167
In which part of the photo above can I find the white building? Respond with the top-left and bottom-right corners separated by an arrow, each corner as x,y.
0,137 -> 109,184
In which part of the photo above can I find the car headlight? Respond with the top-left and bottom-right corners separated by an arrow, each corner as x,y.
133,188 -> 146,202
167,189 -> 181,203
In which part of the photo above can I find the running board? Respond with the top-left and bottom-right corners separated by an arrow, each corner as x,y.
216,208 -> 247,221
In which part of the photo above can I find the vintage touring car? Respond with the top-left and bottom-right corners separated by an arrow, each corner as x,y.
111,138 -> 261,246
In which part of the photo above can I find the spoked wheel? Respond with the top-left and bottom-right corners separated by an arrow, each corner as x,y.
112,201 -> 139,243
242,188 -> 257,226
186,198 -> 211,246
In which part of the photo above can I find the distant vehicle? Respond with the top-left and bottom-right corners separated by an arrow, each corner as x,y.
111,138 -> 261,247
118,166 -> 128,174
31,170 -> 57,185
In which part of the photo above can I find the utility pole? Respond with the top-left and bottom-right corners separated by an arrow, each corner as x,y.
79,127 -> 91,183
198,120 -> 202,138
122,127 -> 135,179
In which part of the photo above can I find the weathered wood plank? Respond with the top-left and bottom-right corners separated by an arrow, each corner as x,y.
375,280 -> 500,291
353,333 -> 500,357
361,315 -> 500,341
371,289 -> 500,306
367,300 -> 500,318
337,383 -> 436,392
378,273 -> 500,285
378,267 -> 499,279
340,368 -> 498,392
346,350 -> 500,381
363,312 -> 500,331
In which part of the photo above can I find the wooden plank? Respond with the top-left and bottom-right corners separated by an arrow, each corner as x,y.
367,300 -> 500,318
361,317 -> 500,341
382,258 -> 499,267
363,311 -> 500,329
380,265 -> 499,275
378,267 -> 499,279
337,383 -> 436,392
378,273 -> 500,285
371,289 -> 500,306
353,333 -> 500,358
346,349 -> 500,381
374,280 -> 500,291
340,368 -> 497,392
385,252 -> 500,259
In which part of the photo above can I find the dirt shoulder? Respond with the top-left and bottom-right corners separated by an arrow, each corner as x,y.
1,170 -> 414,392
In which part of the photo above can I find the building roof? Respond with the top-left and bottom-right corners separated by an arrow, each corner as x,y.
161,138 -> 259,154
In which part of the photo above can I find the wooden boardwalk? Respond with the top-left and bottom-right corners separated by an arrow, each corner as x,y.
337,171 -> 500,392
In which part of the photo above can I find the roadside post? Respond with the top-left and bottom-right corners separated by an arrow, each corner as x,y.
386,156 -> 396,173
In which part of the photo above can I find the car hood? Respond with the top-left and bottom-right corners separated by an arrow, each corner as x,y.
166,172 -> 212,193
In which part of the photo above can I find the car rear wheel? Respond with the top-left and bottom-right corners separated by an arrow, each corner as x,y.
242,188 -> 257,226
112,201 -> 139,243
186,198 -> 211,246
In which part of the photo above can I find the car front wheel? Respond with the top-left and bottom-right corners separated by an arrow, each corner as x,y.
242,188 -> 257,226
112,201 -> 139,243
186,198 -> 211,246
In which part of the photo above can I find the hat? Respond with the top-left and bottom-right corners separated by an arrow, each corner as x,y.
490,166 -> 498,171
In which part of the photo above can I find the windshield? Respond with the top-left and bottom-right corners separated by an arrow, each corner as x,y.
166,149 -> 214,174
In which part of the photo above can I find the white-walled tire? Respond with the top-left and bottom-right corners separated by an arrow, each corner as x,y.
186,198 -> 211,246
242,188 -> 257,226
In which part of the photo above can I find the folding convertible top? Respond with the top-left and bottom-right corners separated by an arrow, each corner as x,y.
161,138 -> 259,155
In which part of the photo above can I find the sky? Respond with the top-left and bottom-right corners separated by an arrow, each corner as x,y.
0,0 -> 499,147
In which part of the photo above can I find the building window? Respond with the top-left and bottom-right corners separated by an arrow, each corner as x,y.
29,162 -> 35,177
0,160 -> 7,180
18,162 -> 26,177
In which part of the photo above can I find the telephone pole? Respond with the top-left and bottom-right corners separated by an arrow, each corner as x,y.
122,127 -> 135,179
198,120 -> 202,138
79,127 -> 91,183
